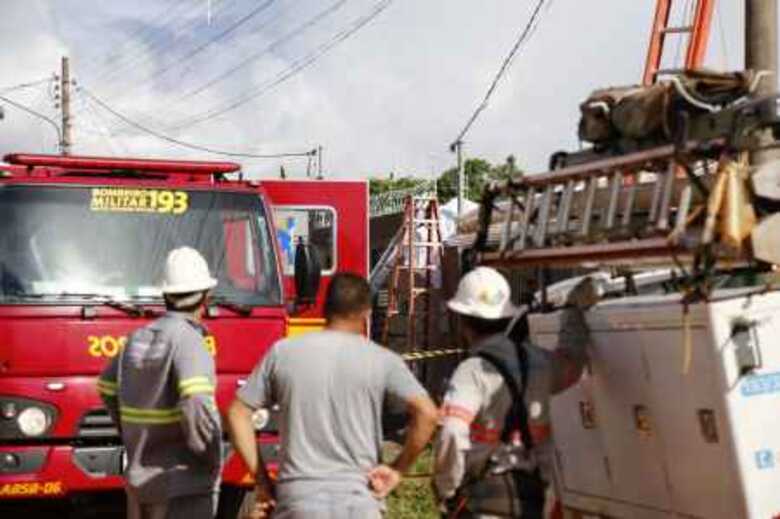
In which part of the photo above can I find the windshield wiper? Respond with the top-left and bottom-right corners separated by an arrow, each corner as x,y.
23,292 -> 159,317
210,296 -> 252,316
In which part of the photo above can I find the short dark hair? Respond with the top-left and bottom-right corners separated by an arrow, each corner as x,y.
324,272 -> 371,321
462,315 -> 511,338
164,291 -> 207,313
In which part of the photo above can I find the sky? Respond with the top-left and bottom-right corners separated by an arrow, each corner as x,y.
0,0 -> 754,180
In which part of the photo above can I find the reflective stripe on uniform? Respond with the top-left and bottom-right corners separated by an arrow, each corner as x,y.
97,378 -> 118,397
178,376 -> 215,397
470,422 -> 501,444
120,405 -> 182,425
441,403 -> 476,425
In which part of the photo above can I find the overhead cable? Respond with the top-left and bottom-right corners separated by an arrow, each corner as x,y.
81,87 -> 315,159
450,0 -> 547,148
0,93 -> 63,144
165,0 -> 394,131
90,0 -> 247,86
176,0 -> 349,102
123,0 -> 279,91
0,77 -> 55,94
84,0 -> 199,80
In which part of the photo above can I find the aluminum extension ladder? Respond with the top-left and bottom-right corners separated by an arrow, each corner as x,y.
477,139 -> 750,270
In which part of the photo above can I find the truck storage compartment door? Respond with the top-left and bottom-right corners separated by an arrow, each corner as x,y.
261,180 -> 369,321
583,307 -> 673,511
639,300 -> 741,519
532,312 -> 612,502
533,301 -> 675,517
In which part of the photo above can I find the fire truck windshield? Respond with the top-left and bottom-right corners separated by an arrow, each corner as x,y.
0,185 -> 282,306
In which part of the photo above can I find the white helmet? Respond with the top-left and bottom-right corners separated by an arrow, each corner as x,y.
161,247 -> 217,295
447,266 -> 519,320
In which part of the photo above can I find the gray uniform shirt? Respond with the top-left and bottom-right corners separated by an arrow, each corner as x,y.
237,330 -> 427,498
98,312 -> 222,503
434,308 -> 589,516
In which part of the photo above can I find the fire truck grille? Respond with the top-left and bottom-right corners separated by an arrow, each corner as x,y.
77,409 -> 119,440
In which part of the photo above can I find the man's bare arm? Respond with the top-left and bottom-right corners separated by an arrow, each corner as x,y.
393,394 -> 439,472
227,398 -> 273,494
370,393 -> 439,498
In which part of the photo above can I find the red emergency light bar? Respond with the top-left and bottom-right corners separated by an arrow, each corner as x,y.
3,153 -> 241,175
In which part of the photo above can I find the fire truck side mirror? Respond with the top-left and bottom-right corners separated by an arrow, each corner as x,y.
294,240 -> 321,306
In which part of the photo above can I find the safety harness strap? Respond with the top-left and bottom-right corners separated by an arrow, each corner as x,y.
477,344 -> 533,450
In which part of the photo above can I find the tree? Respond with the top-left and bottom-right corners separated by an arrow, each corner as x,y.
435,156 -> 523,204
436,158 -> 492,203
368,155 -> 524,205
369,175 -> 429,195
490,154 -> 522,184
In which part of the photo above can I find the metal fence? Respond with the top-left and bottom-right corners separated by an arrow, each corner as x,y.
369,180 -> 437,218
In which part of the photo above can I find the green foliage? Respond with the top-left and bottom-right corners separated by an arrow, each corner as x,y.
436,155 -> 523,204
490,154 -> 522,185
369,175 -> 429,195
385,447 -> 438,519
368,155 -> 523,205
436,158 -> 492,203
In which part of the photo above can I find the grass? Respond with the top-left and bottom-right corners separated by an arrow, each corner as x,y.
384,445 -> 439,519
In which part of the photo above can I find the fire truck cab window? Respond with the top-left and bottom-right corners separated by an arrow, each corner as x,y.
274,207 -> 335,275
0,185 -> 282,306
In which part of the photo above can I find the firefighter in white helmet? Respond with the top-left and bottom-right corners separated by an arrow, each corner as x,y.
97,247 -> 222,519
433,267 -> 597,518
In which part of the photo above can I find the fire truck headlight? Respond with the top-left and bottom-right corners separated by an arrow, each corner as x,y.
0,398 -> 57,439
17,406 -> 49,437
252,409 -> 270,431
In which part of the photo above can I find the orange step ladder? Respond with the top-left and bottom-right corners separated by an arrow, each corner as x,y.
381,195 -> 443,356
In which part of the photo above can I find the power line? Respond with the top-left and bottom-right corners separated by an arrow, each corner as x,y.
80,86 -> 316,159
100,0 -> 294,133
130,0 -> 278,89
0,77 -> 55,94
450,0 -> 548,147
85,0 -> 215,83
75,89 -> 127,155
0,93 -> 63,145
88,0 -> 258,92
100,0 -> 322,133
175,0 -> 349,103
163,0 -> 394,132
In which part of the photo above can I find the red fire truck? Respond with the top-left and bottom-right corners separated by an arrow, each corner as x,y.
0,153 -> 368,515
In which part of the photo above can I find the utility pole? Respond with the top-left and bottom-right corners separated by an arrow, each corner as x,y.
451,140 -> 465,218
60,56 -> 72,155
317,145 -> 323,179
746,0 -> 779,165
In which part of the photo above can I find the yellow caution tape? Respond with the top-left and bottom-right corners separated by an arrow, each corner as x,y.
401,348 -> 465,362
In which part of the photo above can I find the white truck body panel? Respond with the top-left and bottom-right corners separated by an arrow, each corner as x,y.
530,289 -> 780,519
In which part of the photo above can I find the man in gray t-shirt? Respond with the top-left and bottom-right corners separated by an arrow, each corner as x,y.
228,272 -> 438,519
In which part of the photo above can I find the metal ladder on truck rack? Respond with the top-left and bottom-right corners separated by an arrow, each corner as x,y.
643,0 -> 714,85
474,134 -> 769,273
381,195 -> 443,356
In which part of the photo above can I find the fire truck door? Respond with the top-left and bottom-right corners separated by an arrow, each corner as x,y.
261,179 -> 369,325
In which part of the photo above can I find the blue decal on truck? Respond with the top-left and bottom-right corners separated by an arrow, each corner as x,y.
756,450 -> 775,470
741,372 -> 780,397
